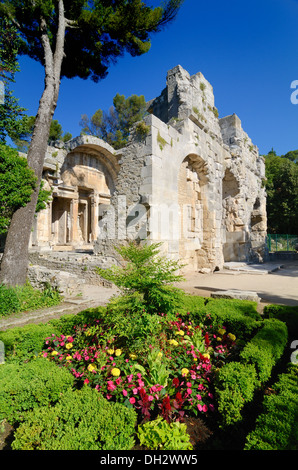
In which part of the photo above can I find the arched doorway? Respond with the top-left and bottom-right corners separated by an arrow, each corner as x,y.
178,155 -> 209,270
222,168 -> 246,261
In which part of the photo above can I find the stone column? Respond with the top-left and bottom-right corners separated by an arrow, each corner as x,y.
70,196 -> 79,243
90,193 -> 99,242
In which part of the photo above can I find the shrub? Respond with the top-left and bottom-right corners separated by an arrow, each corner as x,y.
97,241 -> 185,314
183,297 -> 261,341
240,318 -> 288,383
0,322 -> 62,362
0,358 -> 75,424
215,362 -> 258,427
11,386 -> 137,450
49,306 -> 107,336
137,416 -> 193,450
263,304 -> 298,337
244,365 -> 298,450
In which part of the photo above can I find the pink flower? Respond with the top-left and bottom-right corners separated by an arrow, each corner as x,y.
127,374 -> 133,383
129,397 -> 136,405
122,389 -> 128,397
84,378 -> 89,384
148,395 -> 154,401
196,394 -> 202,401
107,381 -> 117,391
133,388 -> 138,395
187,388 -> 192,395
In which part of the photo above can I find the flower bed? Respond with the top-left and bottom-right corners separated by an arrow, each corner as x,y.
41,312 -> 238,424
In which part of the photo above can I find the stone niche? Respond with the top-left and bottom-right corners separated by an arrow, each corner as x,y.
30,65 -> 267,273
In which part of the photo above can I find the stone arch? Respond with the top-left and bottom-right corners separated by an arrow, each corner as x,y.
178,154 -> 210,270
222,168 -> 246,261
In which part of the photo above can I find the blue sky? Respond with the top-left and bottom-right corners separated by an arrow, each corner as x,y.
11,0 -> 298,156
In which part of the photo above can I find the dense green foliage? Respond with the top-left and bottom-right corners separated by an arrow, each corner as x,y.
0,358 -> 75,423
0,145 -> 37,233
11,386 -> 137,450
80,93 -> 147,149
0,282 -> 61,318
138,416 -> 193,450
264,149 -> 298,234
244,365 -> 298,450
0,17 -> 27,143
12,115 -> 72,152
0,322 -> 62,362
240,318 -> 288,383
215,362 -> 258,427
0,0 -> 183,83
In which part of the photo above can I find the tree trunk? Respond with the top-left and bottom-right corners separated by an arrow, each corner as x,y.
0,1 -> 66,286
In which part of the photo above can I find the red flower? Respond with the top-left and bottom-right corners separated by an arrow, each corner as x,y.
204,333 -> 210,347
172,377 -> 180,388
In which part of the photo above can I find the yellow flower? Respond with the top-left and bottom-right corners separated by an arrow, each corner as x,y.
181,368 -> 189,376
107,349 -> 114,355
157,351 -> 163,359
175,330 -> 184,336
66,343 -> 73,349
216,337 -> 222,342
87,364 -> 96,372
129,353 -> 137,360
203,353 -> 210,360
115,349 -> 122,356
111,368 -> 120,377
228,333 -> 236,341
51,350 -> 58,356
66,355 -> 72,361
169,339 -> 179,346
218,328 -> 226,336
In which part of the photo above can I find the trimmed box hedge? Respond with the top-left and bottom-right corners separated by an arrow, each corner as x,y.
244,365 -> 298,450
214,318 -> 288,428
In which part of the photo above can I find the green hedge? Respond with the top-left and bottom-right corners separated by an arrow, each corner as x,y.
263,304 -> 298,338
215,362 -> 258,427
240,318 -> 288,383
0,323 -> 62,362
0,358 -> 75,424
215,318 -> 288,428
180,295 -> 262,341
244,365 -> 298,450
11,386 -> 137,450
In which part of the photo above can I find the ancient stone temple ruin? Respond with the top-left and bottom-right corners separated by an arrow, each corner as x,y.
30,65 -> 267,272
